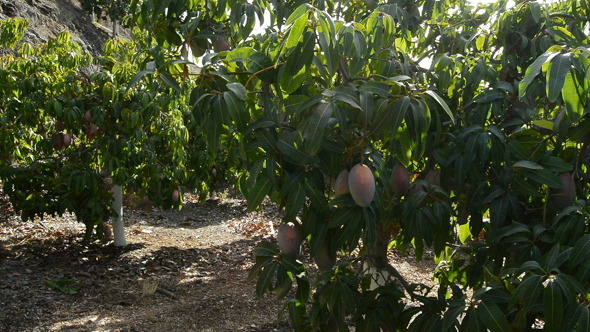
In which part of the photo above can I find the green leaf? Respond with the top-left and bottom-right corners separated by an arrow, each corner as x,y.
285,3 -> 310,26
562,70 -> 584,123
286,31 -> 316,76
544,279 -> 564,332
519,51 -> 559,98
513,175 -> 542,197
303,103 -> 332,155
247,52 -> 274,76
253,240 -> 278,257
285,183 -> 306,220
513,160 -> 543,170
280,65 -> 308,94
247,177 -> 272,210
223,91 -> 249,130
563,303 -> 590,332
511,274 -> 543,310
546,53 -> 571,102
256,262 -> 277,298
277,134 -> 318,165
286,13 -> 308,51
521,168 -> 562,188
568,235 -> 590,269
129,69 -> 155,88
532,119 -> 554,130
477,301 -> 511,332
424,90 -> 455,124
44,279 -> 80,294
309,220 -> 328,257
555,273 -> 585,303
541,156 -> 572,173
332,90 -> 361,110
159,72 -> 181,93
360,81 -> 391,97
391,96 -> 410,134
359,90 -> 374,125
461,308 -> 486,332
226,83 -> 247,100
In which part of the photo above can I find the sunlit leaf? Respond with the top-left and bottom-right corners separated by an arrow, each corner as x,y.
546,53 -> 571,102
520,51 -> 559,98
424,90 -> 454,124
562,70 -> 584,123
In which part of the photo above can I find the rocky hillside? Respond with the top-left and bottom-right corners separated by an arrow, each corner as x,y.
0,0 -> 111,54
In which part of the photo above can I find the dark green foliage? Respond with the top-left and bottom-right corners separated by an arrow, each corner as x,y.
2,0 -> 590,330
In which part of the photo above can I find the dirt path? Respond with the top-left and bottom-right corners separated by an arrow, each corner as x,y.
0,196 -> 290,331
0,194 -> 435,331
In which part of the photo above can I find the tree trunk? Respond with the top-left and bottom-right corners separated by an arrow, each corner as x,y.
366,222 -> 392,289
111,184 -> 126,246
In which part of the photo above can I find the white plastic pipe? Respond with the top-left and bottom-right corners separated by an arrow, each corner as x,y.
111,184 -> 126,246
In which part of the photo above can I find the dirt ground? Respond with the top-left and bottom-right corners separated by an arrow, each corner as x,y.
0,192 -> 435,332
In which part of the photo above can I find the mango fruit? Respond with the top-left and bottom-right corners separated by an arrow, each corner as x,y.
277,222 -> 302,257
391,163 -> 410,198
348,163 -> 375,207
551,172 -> 575,210
334,169 -> 350,196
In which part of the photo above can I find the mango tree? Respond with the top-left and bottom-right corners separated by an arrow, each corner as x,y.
0,19 -> 206,245
126,0 -> 590,330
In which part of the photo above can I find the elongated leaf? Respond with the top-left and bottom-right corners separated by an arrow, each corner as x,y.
544,279 -> 564,332
511,274 -> 543,310
286,14 -> 308,51
424,90 -> 455,124
532,119 -> 554,130
477,301 -> 511,332
360,90 -> 374,125
129,69 -> 155,88
223,91 -> 249,130
226,83 -> 247,100
555,274 -> 585,303
562,70 -> 584,123
285,3 -> 310,26
461,308 -> 486,332
285,183 -> 306,222
256,262 -> 277,298
546,53 -> 571,102
519,51 -> 559,98
253,240 -> 278,257
280,64 -> 308,94
360,81 -> 391,97
255,129 -> 276,151
334,92 -> 361,110
513,160 -> 543,170
563,303 -> 589,332
513,175 -> 542,197
286,31 -> 316,75
307,215 -> 327,257
277,135 -> 317,165
441,301 -> 466,331
303,104 -> 332,155
159,72 -> 181,93
391,96 -> 410,134
521,168 -> 563,188
568,235 -> 590,269
247,177 -> 272,210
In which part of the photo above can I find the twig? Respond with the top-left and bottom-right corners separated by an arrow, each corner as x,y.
245,62 -> 285,87
382,262 -> 416,300
156,287 -> 176,298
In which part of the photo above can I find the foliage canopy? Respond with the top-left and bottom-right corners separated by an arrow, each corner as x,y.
1,0 -> 590,330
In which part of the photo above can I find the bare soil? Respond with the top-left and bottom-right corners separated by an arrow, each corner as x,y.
0,192 -> 435,332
